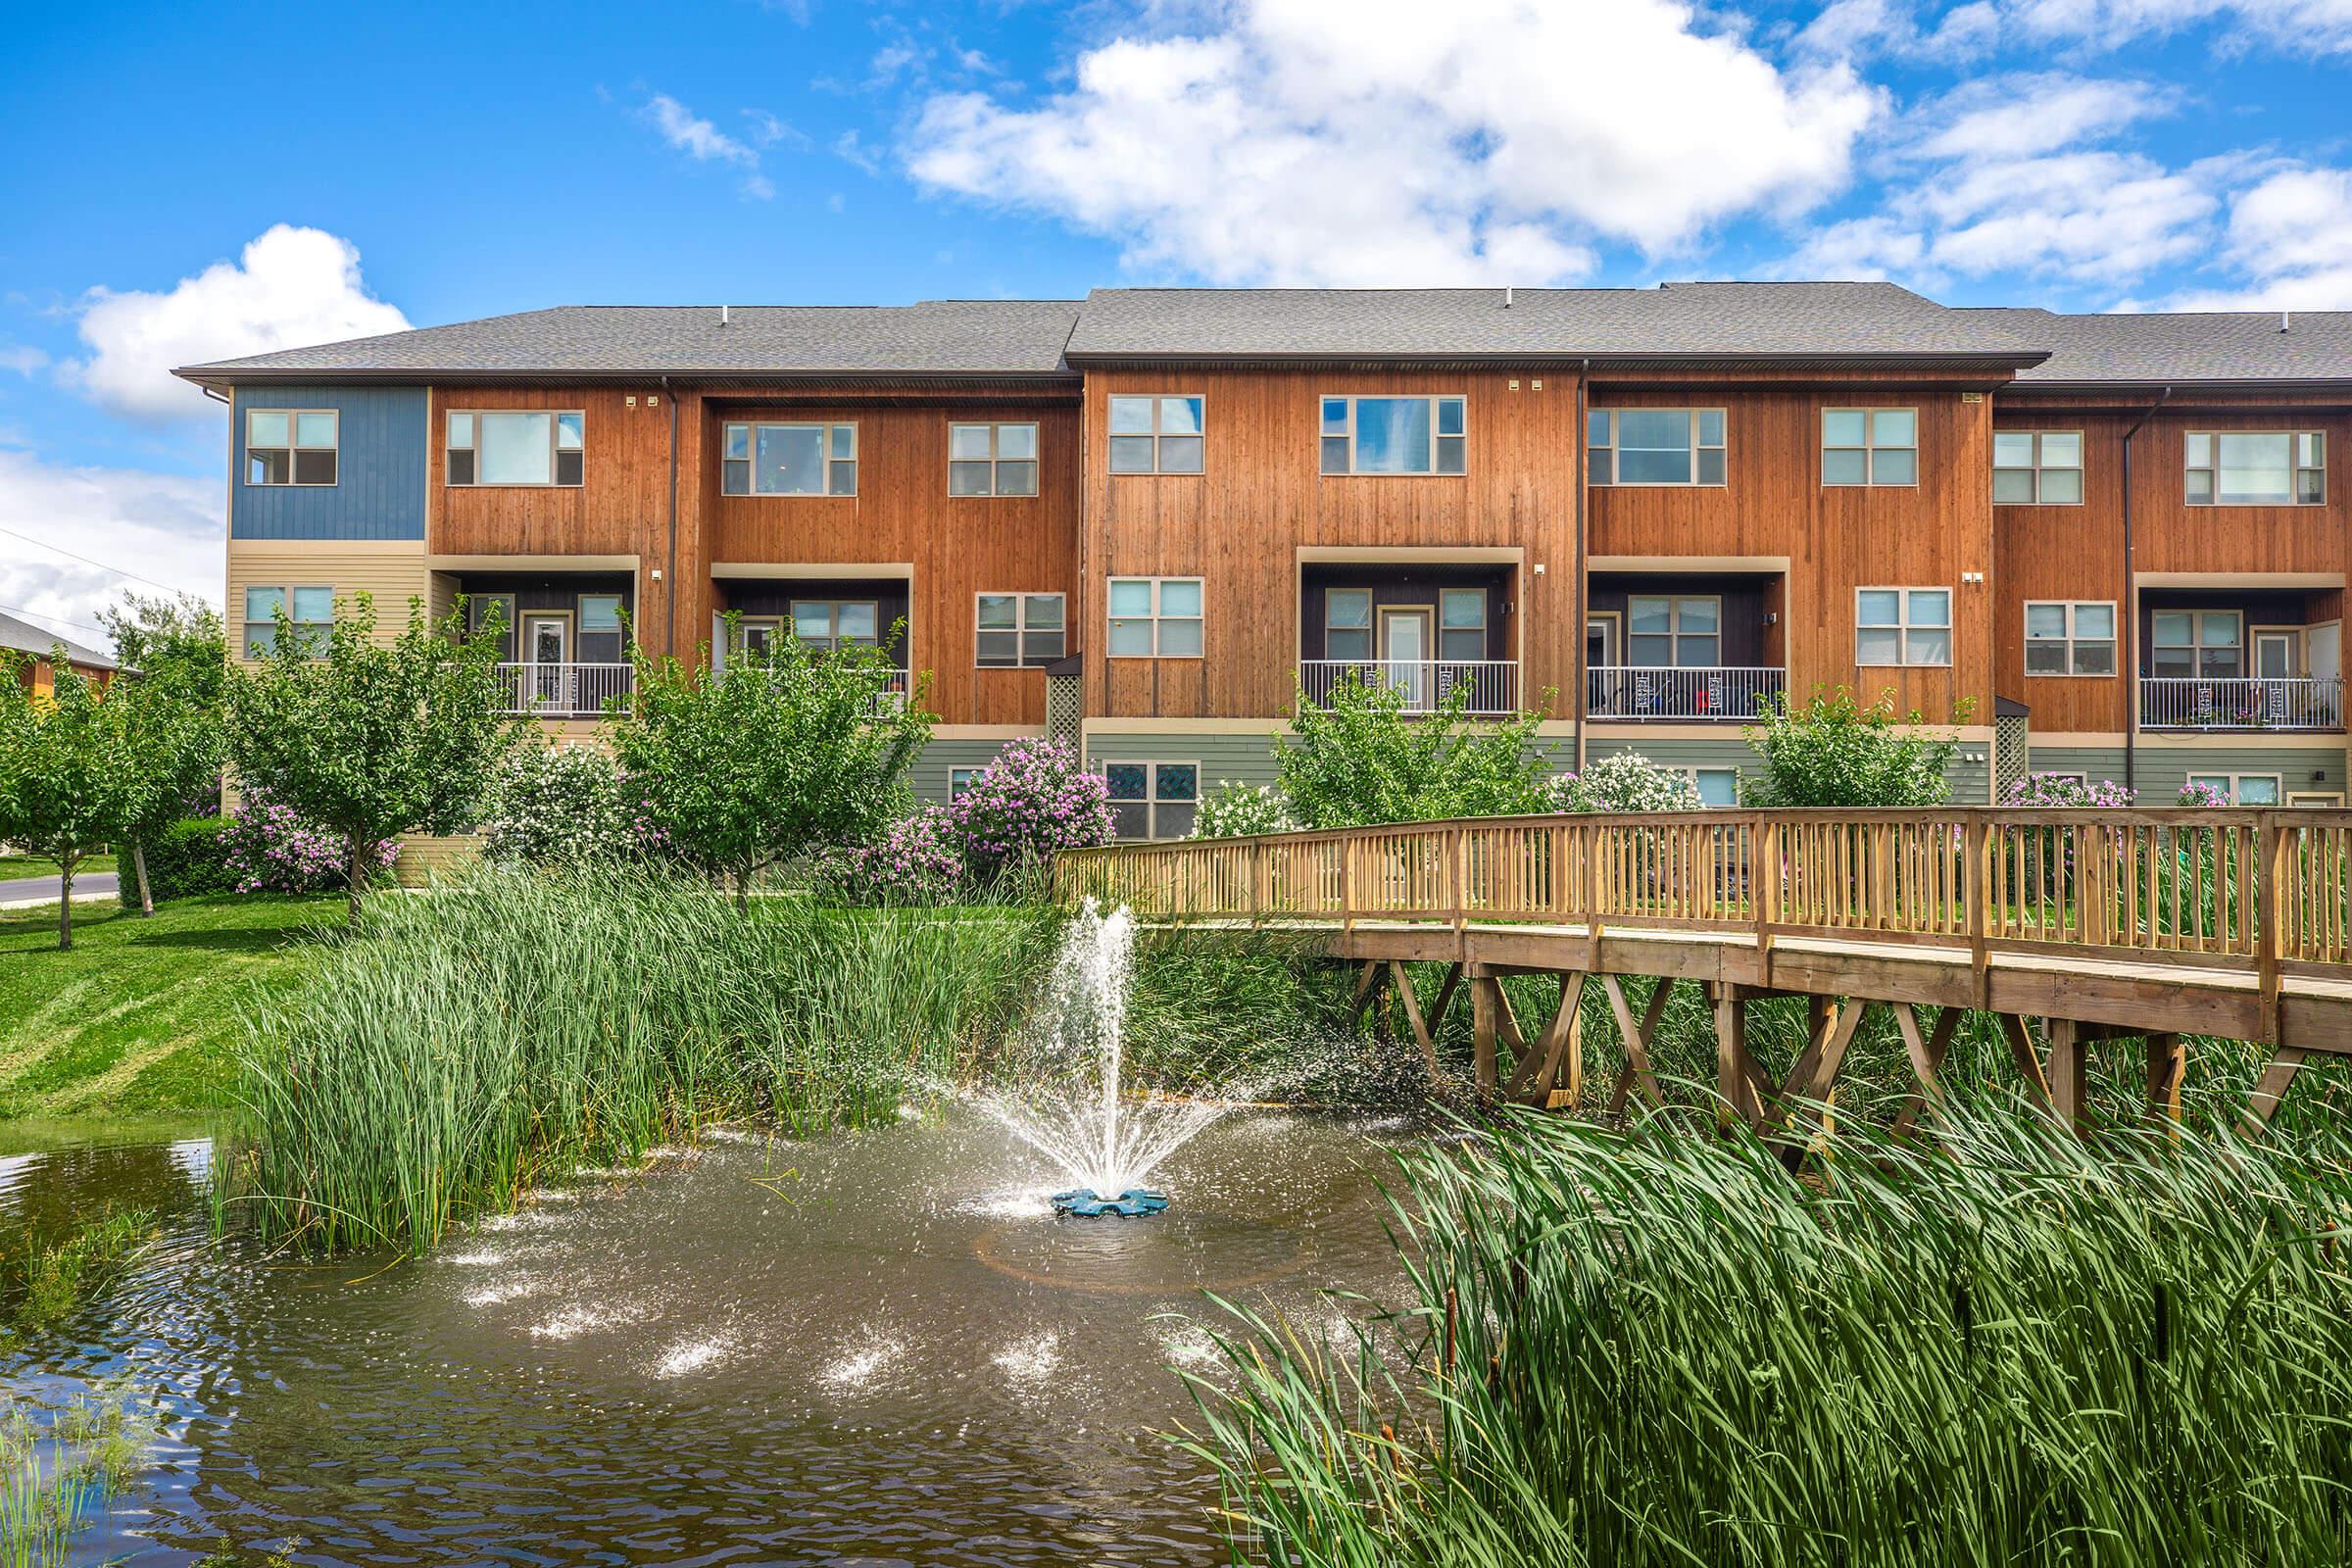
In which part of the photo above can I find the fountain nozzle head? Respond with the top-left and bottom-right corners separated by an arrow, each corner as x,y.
1052,1188 -> 1169,1218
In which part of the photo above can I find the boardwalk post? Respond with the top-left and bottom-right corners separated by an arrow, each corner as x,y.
2260,814 -> 2286,1045
1713,982 -> 1762,1132
1470,972 -> 1497,1100
1964,814 -> 1989,1009
2047,1017 -> 2089,1128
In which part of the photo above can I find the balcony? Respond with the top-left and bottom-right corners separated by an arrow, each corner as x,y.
496,662 -> 633,717
1587,664 -> 1785,721
1299,659 -> 1519,715
2139,676 -> 2344,731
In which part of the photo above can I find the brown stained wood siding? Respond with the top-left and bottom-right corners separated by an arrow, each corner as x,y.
1084,368 -> 1581,719
1587,385 -> 1995,722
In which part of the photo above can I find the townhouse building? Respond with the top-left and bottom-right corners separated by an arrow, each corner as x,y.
174,283 -> 2352,867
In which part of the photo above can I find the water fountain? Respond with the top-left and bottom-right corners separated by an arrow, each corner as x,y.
969,900 -> 1238,1217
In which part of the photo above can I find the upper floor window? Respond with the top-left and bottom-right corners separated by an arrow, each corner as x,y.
950,423 -> 1039,497
792,600 -> 879,653
1993,431 -> 2082,505
2185,432 -> 2325,506
1856,587 -> 1950,666
1823,409 -> 1916,487
1588,409 -> 1726,486
1108,396 -> 1204,474
2024,600 -> 2114,675
244,585 -> 332,658
1629,595 -> 1721,668
722,422 -> 857,497
1439,588 -> 1488,662
1320,396 -> 1466,476
246,410 -> 337,486
1107,577 -> 1202,658
447,411 -> 583,487
976,593 -> 1065,667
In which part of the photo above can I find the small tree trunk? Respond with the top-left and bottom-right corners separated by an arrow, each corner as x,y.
734,867 -> 750,912
134,841 -> 155,917
57,849 -> 75,951
347,830 -> 368,928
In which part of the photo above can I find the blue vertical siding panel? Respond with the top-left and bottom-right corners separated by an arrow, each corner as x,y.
230,385 -> 428,540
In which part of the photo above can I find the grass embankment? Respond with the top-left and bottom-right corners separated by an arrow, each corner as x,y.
1191,1109 -> 2352,1567
0,897 -> 336,1119
226,867 -> 1358,1252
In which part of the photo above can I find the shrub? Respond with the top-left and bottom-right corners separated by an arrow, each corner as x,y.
949,736 -> 1114,885
2178,781 -> 2232,808
1279,669 -> 1555,828
1192,782 -> 1301,839
1551,753 -> 1703,813
816,804 -> 966,905
1743,687 -> 1970,808
2001,772 -> 2136,808
479,744 -> 660,865
220,788 -> 398,894
118,817 -> 234,907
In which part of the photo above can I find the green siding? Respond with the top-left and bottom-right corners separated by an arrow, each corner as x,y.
1587,734 -> 1990,805
2026,747 -> 2130,789
1086,731 -> 1287,790
2132,744 -> 2346,804
909,738 -> 1029,805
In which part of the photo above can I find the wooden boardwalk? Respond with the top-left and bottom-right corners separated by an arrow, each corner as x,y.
1056,808 -> 2352,1135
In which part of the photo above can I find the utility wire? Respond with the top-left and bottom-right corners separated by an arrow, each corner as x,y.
0,523 -> 196,599
0,600 -> 112,640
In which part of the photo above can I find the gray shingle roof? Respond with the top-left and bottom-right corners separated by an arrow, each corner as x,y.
1975,307 -> 2352,386
1066,282 -> 2041,361
0,611 -> 116,670
177,300 -> 1086,380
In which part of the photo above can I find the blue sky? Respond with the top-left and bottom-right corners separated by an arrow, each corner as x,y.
4,0 -> 2349,643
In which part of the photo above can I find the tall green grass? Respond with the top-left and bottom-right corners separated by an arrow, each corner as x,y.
1183,1109 -> 2352,1567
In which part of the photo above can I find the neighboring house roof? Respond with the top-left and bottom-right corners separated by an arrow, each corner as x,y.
1972,307 -> 2352,388
0,610 -> 117,671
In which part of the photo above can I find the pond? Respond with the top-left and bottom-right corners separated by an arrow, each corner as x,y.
3,1109 -> 1415,1566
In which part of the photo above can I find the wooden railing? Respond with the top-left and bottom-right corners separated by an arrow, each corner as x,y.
1057,808 -> 2352,982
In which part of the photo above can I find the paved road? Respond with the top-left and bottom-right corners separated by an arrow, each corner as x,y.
0,871 -> 121,906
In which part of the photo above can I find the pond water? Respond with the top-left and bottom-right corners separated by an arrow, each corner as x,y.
3,1109 -> 1416,1566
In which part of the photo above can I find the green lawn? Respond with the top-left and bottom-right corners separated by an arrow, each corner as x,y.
0,895 -> 339,1119
0,853 -> 118,882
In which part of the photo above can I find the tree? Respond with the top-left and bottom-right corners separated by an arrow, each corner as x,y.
226,593 -> 514,925
98,594 -> 228,914
0,651 -> 143,949
1276,670 -> 1557,829
1742,688 -> 1973,808
611,618 -> 932,906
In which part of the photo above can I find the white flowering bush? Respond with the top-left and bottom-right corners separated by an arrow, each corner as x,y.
480,744 -> 665,864
1192,782 -> 1302,839
1551,753 -> 1705,813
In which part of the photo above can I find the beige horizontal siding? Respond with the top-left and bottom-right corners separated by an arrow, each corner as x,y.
225,540 -> 433,663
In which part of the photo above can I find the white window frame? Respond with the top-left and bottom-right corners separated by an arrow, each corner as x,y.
1993,430 -> 2083,506
2185,430 -> 2325,507
2023,600 -> 2116,678
1106,577 -> 1203,660
949,766 -> 983,801
1855,586 -> 1952,667
2149,610 -> 2242,679
1103,760 -> 1200,840
446,410 -> 585,488
1319,395 -> 1468,477
948,422 -> 1040,498
1672,765 -> 1740,807
975,592 -> 1066,668
2290,791 -> 2346,807
721,421 -> 858,497
1626,594 -> 1724,669
244,409 -> 339,487
1823,408 -> 1918,488
790,599 -> 881,654
243,585 -> 334,659
1107,395 -> 1206,475
2188,772 -> 2282,805
1587,408 -> 1727,487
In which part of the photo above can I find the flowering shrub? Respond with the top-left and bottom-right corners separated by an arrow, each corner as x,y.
2177,781 -> 2232,808
1551,753 -> 1703,813
950,737 -> 1114,884
480,744 -> 667,864
1192,782 -> 1301,839
220,787 -> 398,893
815,804 -> 965,905
2001,773 -> 2136,808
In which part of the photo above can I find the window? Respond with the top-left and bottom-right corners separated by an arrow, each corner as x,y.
1104,761 -> 1199,840
2186,432 -> 2325,506
244,585 -> 333,658
949,423 -> 1039,497
1686,767 -> 1740,808
578,594 -> 624,662
976,593 -> 1065,667
1993,431 -> 2082,505
1106,577 -> 1202,658
1823,408 -> 1917,486
950,767 -> 982,801
1439,588 -> 1488,662
2023,601 -> 2115,676
1628,595 -> 1721,668
2188,773 -> 2281,805
447,411 -> 584,487
735,617 -> 781,659
792,600 -> 879,653
1320,396 -> 1466,476
2150,611 -> 2241,678
1325,589 -> 1373,661
245,409 -> 337,486
1856,587 -> 1951,666
469,593 -> 516,660
1107,396 -> 1205,474
721,422 -> 857,496
1587,409 -> 1726,486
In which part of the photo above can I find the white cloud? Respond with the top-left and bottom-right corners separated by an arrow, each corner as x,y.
2003,0 -> 2352,53
63,225 -> 409,421
907,0 -> 1882,285
641,93 -> 776,199
2169,166 -> 2352,309
0,444 -> 221,646
0,346 -> 47,377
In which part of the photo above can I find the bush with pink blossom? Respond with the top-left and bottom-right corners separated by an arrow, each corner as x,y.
220,787 -> 400,894
948,737 -> 1114,888
2177,781 -> 2233,808
816,804 -> 966,905
1999,773 -> 2136,808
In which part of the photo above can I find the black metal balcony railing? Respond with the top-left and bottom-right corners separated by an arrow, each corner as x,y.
2139,676 -> 2345,731
1298,660 -> 1518,715
1587,664 -> 1785,721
